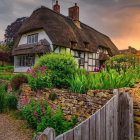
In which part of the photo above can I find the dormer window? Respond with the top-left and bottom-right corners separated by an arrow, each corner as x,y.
84,42 -> 89,50
28,34 -> 38,44
70,41 -> 77,49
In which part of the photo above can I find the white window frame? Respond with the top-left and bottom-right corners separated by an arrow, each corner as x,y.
28,33 -> 38,44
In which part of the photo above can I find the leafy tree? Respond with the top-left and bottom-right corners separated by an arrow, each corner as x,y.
0,52 -> 10,66
7,41 -> 15,62
4,17 -> 28,43
0,41 -> 15,62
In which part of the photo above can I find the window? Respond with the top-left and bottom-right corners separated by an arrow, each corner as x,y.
16,55 -> 34,67
84,42 -> 89,49
80,58 -> 84,65
28,34 -> 38,44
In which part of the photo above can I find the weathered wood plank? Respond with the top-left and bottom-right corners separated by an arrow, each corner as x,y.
106,100 -> 110,140
118,92 -> 134,140
55,134 -> 63,140
113,90 -> 118,140
63,129 -> 73,140
100,106 -> 106,140
81,119 -> 90,140
43,128 -> 56,140
127,93 -> 134,140
95,110 -> 100,140
109,98 -> 114,140
74,124 -> 81,140
89,114 -> 95,140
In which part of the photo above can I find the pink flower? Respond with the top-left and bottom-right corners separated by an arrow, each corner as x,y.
51,106 -> 54,110
39,118 -> 41,120
33,111 -> 37,115
37,90 -> 40,95
42,107 -> 45,111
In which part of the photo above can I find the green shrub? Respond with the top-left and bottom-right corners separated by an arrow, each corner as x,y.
6,92 -> 17,110
34,52 -> 77,89
18,89 -> 23,95
11,73 -> 28,91
27,65 -> 53,91
21,95 -> 77,136
48,91 -> 58,101
105,54 -> 138,73
0,75 -> 13,81
7,67 -> 14,72
0,85 -> 6,113
3,83 -> 8,91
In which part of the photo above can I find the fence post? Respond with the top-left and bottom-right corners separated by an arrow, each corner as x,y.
43,128 -> 56,140
33,128 -> 56,140
118,92 -> 134,140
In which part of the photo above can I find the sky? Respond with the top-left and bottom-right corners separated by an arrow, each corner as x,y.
0,0 -> 140,50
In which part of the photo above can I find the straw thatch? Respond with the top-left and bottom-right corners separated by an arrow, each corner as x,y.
99,52 -> 110,60
12,6 -> 120,56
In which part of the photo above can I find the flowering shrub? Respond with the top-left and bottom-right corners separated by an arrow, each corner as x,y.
34,52 -> 77,89
27,66 -> 53,91
94,64 -> 105,72
105,54 -> 138,73
21,92 -> 77,136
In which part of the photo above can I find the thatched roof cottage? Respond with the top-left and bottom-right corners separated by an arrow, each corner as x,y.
12,1 -> 120,72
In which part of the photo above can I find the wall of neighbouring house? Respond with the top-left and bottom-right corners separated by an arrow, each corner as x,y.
18,29 -> 53,51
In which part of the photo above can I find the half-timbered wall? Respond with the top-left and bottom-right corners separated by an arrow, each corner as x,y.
54,46 -> 109,72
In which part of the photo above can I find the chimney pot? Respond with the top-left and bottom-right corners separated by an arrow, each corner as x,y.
75,3 -> 77,6
53,0 -> 60,13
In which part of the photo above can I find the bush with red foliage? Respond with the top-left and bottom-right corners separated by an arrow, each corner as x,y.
10,73 -> 28,91
0,52 -> 9,66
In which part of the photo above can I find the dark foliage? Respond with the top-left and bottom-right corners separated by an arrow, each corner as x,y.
11,74 -> 28,91
6,93 -> 17,110
7,41 -> 15,62
48,91 -> 58,101
4,17 -> 28,43
0,52 -> 10,66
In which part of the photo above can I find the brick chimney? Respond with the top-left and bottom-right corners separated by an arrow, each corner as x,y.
53,1 -> 60,13
69,3 -> 79,20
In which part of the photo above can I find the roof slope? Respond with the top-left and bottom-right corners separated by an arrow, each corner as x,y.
12,6 -> 120,56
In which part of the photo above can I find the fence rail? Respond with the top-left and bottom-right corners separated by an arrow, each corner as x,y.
33,89 -> 134,140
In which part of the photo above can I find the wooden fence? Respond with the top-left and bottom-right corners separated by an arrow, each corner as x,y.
33,89 -> 134,140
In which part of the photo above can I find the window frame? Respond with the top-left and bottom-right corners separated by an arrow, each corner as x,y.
27,33 -> 38,44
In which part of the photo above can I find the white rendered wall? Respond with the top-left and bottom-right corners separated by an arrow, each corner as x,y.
18,29 -> 53,51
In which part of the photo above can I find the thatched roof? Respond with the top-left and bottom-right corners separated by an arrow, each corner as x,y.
13,39 -> 51,55
12,6 -> 120,56
99,52 -> 110,60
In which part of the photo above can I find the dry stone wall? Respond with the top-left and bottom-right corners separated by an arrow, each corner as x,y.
20,84 -> 113,124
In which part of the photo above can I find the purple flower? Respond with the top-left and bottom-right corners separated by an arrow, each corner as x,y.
99,66 -> 101,69
101,64 -> 105,68
42,107 -> 45,111
86,71 -> 89,75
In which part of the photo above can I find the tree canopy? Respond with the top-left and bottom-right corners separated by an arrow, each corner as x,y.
4,17 -> 28,43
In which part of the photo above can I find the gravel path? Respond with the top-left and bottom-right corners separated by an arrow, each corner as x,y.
0,114 -> 33,140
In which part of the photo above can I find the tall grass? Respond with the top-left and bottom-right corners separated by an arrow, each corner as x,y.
68,64 -> 140,94
0,85 -> 6,113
